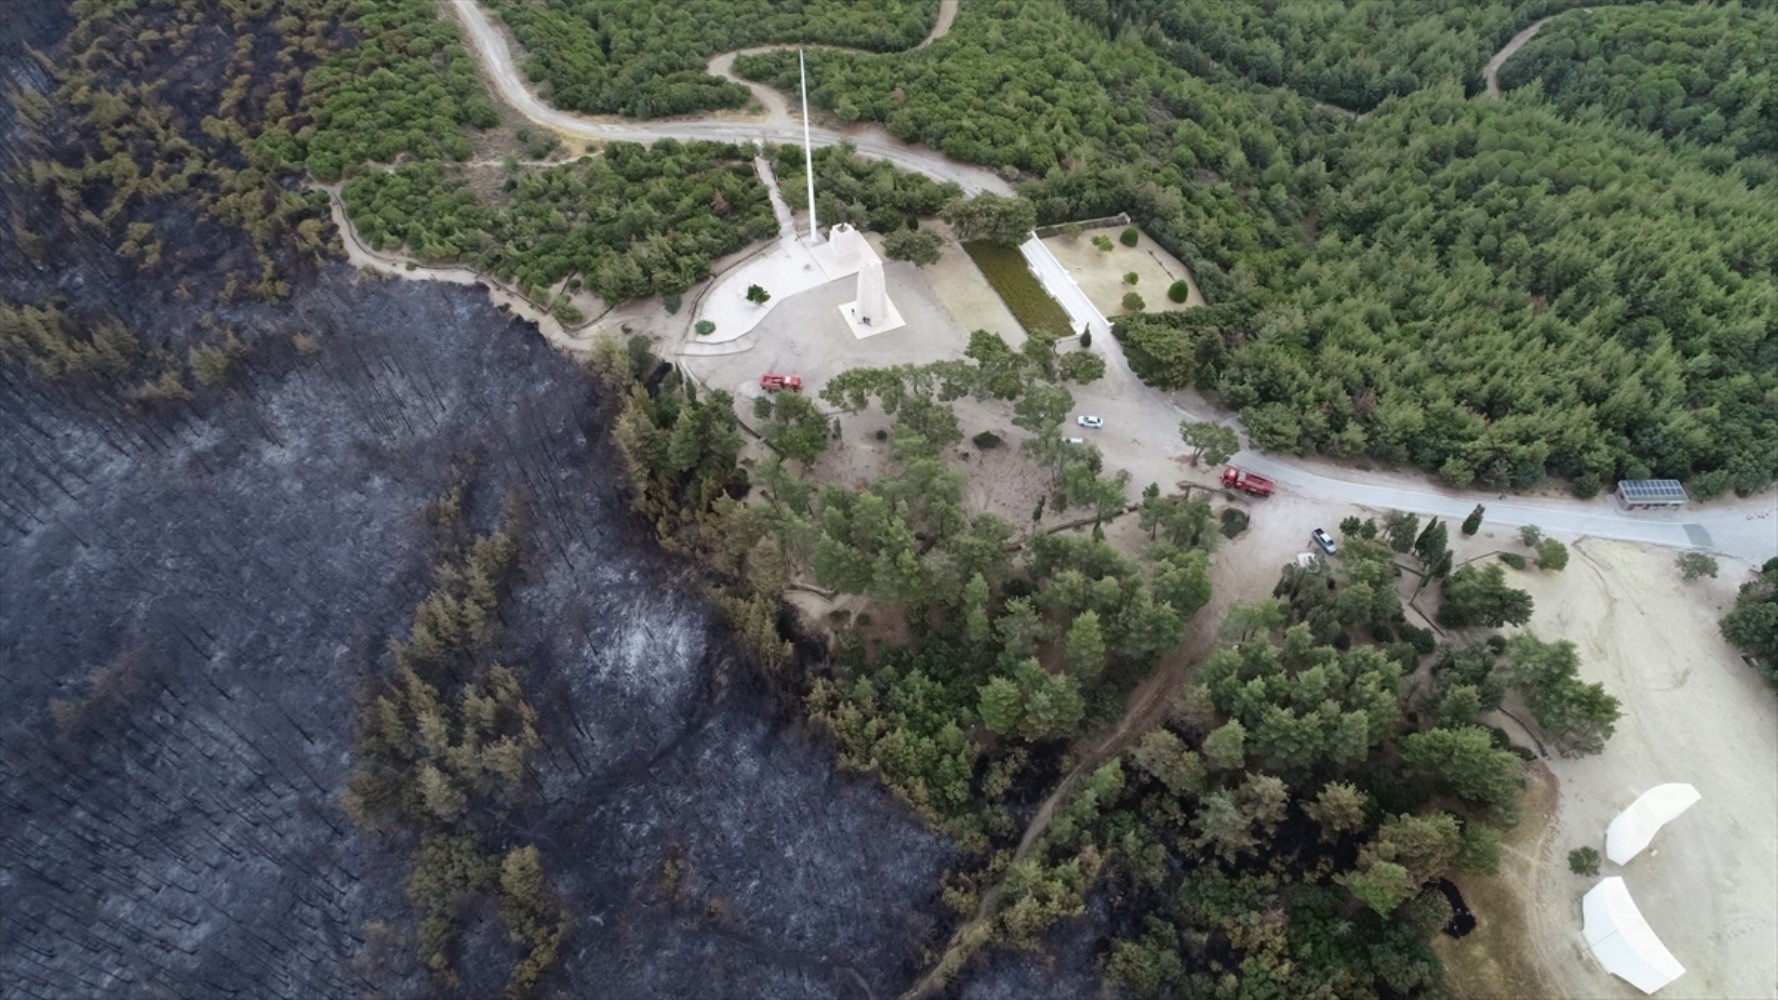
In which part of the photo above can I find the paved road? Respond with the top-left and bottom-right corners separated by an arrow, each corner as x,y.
444,0 -> 1011,196
444,0 -> 1776,565
1018,238 -> 1777,563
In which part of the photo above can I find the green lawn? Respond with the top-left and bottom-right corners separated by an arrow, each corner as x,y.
961,240 -> 1075,339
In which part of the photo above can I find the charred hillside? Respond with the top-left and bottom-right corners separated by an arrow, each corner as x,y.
0,7 -> 953,1000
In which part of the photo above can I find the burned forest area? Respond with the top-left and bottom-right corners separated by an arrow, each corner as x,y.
0,5 -> 959,999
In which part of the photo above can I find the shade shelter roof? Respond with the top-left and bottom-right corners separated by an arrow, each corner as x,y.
1583,877 -> 1685,994
1606,784 -> 1701,865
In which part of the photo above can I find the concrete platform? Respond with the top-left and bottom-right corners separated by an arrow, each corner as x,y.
839,298 -> 906,339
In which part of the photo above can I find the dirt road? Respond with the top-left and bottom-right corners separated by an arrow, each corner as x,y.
442,0 -> 1010,196
1483,9 -> 1594,97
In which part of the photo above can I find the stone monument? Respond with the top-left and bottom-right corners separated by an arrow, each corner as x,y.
830,222 -> 903,337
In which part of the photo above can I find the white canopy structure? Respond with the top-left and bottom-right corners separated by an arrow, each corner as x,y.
1583,877 -> 1686,994
1606,784 -> 1701,865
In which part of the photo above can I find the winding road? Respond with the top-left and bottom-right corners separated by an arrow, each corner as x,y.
1483,8 -> 1594,97
443,0 -> 1009,196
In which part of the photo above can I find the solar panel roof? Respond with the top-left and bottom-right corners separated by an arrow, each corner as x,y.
1617,479 -> 1687,503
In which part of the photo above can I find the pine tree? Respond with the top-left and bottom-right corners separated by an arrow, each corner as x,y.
1064,610 -> 1107,679
1461,504 -> 1485,536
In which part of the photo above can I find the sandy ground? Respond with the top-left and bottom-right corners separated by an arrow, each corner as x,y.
1459,539 -> 1778,999
1041,230 -> 1205,316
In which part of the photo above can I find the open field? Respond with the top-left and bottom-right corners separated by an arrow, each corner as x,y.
1041,229 -> 1205,316
1477,538 -> 1777,999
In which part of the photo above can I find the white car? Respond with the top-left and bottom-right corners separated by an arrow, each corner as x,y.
1064,436 -> 1086,445
1076,415 -> 1104,429
1311,528 -> 1338,555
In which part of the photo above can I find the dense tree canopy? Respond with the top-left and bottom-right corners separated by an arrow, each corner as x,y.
768,142 -> 961,233
1071,0 -> 1585,110
732,0 -> 1778,493
1721,558 -> 1778,689
342,142 -> 775,302
270,0 -> 500,182
1501,3 -> 1778,164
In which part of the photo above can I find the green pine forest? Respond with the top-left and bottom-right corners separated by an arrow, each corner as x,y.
1499,1 -> 1778,163
734,0 -> 1778,495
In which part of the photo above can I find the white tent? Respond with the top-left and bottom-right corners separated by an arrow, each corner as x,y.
1606,784 -> 1701,864
1583,877 -> 1686,994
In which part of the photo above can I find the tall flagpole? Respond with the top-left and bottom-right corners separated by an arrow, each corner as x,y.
799,49 -> 819,243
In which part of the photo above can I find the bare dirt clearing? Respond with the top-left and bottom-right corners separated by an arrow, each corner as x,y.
1041,230 -> 1205,316
1495,539 -> 1778,998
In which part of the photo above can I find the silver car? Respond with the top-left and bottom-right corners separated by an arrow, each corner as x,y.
1076,415 -> 1103,429
1311,528 -> 1337,555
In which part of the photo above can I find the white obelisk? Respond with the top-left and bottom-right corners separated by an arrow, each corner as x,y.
799,49 -> 820,244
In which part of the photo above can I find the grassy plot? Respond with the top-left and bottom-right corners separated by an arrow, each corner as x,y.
961,241 -> 1075,339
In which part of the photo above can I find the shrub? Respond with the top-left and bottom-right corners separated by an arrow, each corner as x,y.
1568,847 -> 1601,877
745,284 -> 770,305
1220,508 -> 1249,538
1167,279 -> 1189,303
1571,472 -> 1601,498
874,428 -> 888,441
1535,538 -> 1569,572
1091,235 -> 1113,252
1123,271 -> 1139,286
662,291 -> 682,315
1119,226 -> 1139,247
1677,552 -> 1718,580
1122,292 -> 1145,312
972,431 -> 1003,450
694,319 -> 716,336
1497,552 -> 1527,570
1518,525 -> 1543,547
1400,624 -> 1437,656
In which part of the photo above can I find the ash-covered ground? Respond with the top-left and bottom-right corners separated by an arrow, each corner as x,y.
0,260 -> 957,1000
0,13 -> 954,992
